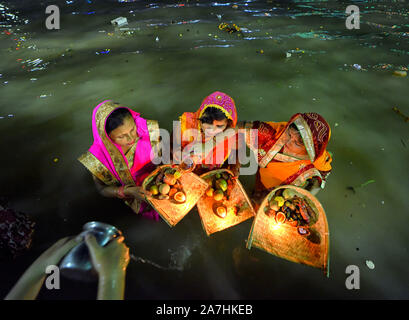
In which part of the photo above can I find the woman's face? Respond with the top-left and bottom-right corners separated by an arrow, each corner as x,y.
284,126 -> 307,155
201,119 -> 228,137
108,116 -> 138,148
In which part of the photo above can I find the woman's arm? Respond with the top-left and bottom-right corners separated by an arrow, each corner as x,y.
93,176 -> 150,202
5,237 -> 81,300
84,234 -> 129,300
93,176 -> 122,198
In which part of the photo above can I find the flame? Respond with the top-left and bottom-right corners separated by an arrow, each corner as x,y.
272,223 -> 281,231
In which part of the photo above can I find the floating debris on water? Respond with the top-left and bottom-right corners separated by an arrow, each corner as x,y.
96,49 -> 111,55
393,70 -> 407,77
111,17 -> 128,28
392,107 -> 409,123
366,260 -> 375,270
360,180 -> 375,188
218,22 -> 243,36
353,64 -> 362,70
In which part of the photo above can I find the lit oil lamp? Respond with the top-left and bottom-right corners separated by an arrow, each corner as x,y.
173,191 -> 186,204
275,211 -> 286,225
215,206 -> 227,219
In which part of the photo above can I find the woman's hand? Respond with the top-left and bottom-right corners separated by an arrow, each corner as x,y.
85,234 -> 130,300
124,186 -> 151,201
85,234 -> 130,276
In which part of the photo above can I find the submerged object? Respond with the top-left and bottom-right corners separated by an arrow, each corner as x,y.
59,222 -> 122,282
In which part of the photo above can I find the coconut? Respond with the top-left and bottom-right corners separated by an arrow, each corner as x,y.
159,183 -> 170,195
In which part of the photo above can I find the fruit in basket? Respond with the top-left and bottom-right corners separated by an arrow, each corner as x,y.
174,191 -> 186,203
150,185 -> 159,196
173,170 -> 182,179
168,187 -> 178,197
163,173 -> 177,185
159,183 -> 170,195
222,173 -> 230,180
206,187 -> 214,197
215,173 -> 222,179
158,194 -> 169,200
269,200 -> 280,211
230,206 -> 239,216
265,207 -> 276,217
282,189 -> 291,199
213,190 -> 224,201
274,196 -> 285,207
215,179 -> 228,192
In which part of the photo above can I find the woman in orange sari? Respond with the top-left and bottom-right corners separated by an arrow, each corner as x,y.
174,91 -> 240,176
240,112 -> 332,200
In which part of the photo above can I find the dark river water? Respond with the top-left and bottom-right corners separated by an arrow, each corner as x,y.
0,0 -> 408,299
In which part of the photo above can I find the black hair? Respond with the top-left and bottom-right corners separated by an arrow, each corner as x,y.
289,123 -> 298,131
105,108 -> 133,135
199,107 -> 229,125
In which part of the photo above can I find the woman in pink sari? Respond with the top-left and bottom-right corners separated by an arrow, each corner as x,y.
78,100 -> 161,220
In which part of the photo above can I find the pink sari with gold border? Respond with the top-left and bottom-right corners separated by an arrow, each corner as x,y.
78,100 -> 160,217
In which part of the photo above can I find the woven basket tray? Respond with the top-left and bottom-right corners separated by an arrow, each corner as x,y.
197,169 -> 256,236
247,185 -> 330,276
142,165 -> 208,227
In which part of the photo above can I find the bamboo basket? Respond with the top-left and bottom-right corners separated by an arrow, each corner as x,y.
142,165 -> 208,227
247,185 -> 330,276
197,169 -> 256,236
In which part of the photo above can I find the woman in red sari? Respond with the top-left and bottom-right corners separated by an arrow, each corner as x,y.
174,91 -> 240,176
240,112 -> 332,200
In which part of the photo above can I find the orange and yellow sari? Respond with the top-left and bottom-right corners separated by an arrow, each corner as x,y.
178,91 -> 238,174
242,113 -> 332,191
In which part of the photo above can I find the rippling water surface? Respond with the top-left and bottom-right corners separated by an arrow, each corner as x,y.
0,0 -> 408,299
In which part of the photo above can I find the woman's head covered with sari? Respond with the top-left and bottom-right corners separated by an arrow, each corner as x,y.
244,112 -> 332,190
179,91 -> 238,167
79,100 -> 160,187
